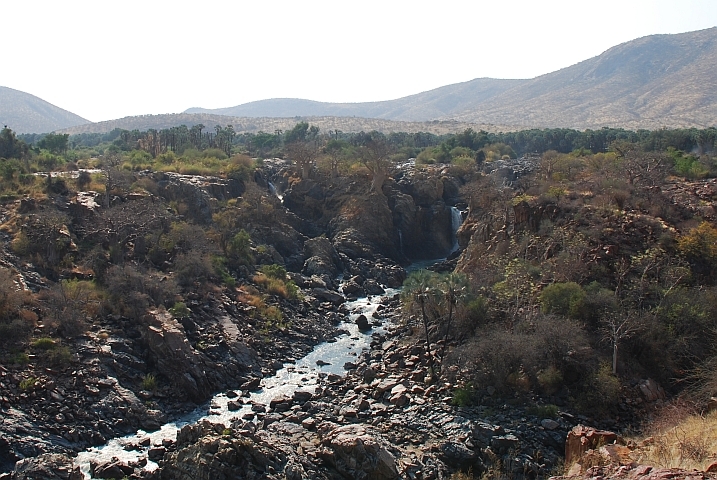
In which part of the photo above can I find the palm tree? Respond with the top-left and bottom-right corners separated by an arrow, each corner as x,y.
402,269 -> 440,379
437,272 -> 468,361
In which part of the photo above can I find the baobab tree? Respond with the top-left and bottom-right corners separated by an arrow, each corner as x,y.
358,132 -> 394,193
286,141 -> 320,179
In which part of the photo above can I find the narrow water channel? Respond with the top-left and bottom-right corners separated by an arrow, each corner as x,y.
75,289 -> 398,477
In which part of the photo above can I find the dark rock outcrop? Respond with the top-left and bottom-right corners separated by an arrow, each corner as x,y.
10,453 -> 82,480
144,310 -> 212,403
152,172 -> 244,223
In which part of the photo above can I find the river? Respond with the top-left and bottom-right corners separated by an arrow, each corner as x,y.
75,288 -> 399,477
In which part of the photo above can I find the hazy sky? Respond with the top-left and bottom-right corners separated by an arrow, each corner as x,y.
4,0 -> 717,122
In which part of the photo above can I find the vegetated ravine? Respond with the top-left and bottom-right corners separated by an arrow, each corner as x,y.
72,161 -> 466,476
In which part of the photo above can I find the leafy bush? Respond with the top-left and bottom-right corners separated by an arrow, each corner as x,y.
678,222 -> 717,281
212,257 -> 236,287
671,148 -> 709,179
260,264 -> 287,280
575,362 -> 621,414
19,377 -> 36,391
227,230 -> 254,267
31,337 -> 56,350
451,384 -> 475,406
169,302 -> 190,319
540,282 -> 586,318
45,345 -> 72,367
142,373 -> 157,391
9,352 -> 30,365
527,403 -> 560,419
537,366 -> 564,395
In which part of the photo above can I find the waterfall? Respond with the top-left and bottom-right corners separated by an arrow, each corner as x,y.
450,206 -> 463,253
268,181 -> 283,201
398,228 -> 404,256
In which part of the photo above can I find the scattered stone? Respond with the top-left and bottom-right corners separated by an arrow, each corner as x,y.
356,314 -> 371,332
541,418 -> 560,430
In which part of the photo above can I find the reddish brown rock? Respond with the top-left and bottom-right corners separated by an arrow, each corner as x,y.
565,425 -> 618,466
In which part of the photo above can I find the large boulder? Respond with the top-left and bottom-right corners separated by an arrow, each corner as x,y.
144,310 -> 212,403
302,236 -> 343,278
11,453 -> 83,480
282,179 -> 326,221
321,425 -> 399,480
161,421 -> 287,480
565,425 -> 618,467
332,229 -> 375,259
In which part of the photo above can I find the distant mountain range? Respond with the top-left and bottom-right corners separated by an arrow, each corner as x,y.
6,27 -> 717,134
184,78 -> 524,122
187,27 -> 717,131
0,87 -> 89,134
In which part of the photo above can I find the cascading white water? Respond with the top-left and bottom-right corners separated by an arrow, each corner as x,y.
267,181 -> 283,201
450,206 -> 463,253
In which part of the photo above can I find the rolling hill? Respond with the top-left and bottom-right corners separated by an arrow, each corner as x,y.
0,87 -> 89,134
184,78 -> 524,121
187,27 -> 717,130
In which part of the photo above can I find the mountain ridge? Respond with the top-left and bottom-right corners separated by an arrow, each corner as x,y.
0,86 -> 89,134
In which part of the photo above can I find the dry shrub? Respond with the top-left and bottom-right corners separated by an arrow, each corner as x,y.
446,314 -> 592,394
238,290 -> 265,310
41,280 -> 102,337
253,273 -> 289,298
0,267 -> 35,347
17,309 -> 37,325
0,319 -> 32,347
133,176 -> 160,195
174,252 -> 214,287
105,265 -> 177,317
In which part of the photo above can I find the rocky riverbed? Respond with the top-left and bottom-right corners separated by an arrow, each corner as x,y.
6,294 -> 580,480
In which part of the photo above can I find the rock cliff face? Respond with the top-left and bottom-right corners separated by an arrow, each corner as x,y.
279,164 -> 461,264
152,172 -> 245,223
144,310 -> 213,404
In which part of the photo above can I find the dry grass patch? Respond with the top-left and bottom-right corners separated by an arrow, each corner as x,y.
630,404 -> 717,471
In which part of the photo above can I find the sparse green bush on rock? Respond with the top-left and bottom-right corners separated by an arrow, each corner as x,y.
540,282 -> 586,318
